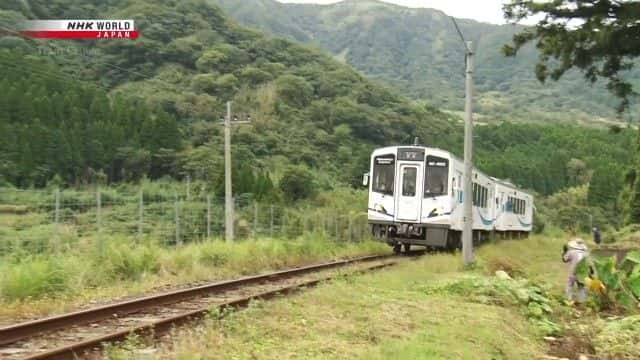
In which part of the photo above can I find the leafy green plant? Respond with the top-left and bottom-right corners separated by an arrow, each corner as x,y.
418,273 -> 560,335
575,251 -> 640,310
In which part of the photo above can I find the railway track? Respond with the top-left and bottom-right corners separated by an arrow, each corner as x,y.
0,254 -> 400,360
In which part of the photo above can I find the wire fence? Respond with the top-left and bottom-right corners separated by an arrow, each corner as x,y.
0,188 -> 371,258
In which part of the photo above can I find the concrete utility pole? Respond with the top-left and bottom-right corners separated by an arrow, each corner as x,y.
223,101 -> 251,243
224,101 -> 234,243
462,40 -> 474,266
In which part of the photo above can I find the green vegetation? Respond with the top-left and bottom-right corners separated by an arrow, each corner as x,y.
213,0 -> 640,124
504,0 -> 640,113
0,233 -> 386,319
575,251 -> 640,311
592,315 -> 640,359
145,246 -> 546,359
101,233 -> 639,359
0,0 -> 637,232
0,0 -> 458,189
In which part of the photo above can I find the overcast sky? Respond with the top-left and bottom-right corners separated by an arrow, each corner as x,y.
277,0 -> 514,24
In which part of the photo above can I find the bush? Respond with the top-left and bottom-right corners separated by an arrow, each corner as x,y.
575,251 -> 640,311
102,243 -> 161,281
0,257 -> 74,300
279,165 -> 316,202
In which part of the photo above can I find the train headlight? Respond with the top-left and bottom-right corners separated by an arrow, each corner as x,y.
374,204 -> 387,214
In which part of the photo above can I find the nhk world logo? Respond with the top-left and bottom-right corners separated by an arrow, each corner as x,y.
21,20 -> 138,40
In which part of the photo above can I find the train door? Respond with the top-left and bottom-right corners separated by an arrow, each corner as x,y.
395,163 -> 422,222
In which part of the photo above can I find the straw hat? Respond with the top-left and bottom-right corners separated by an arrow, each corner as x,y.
568,238 -> 588,251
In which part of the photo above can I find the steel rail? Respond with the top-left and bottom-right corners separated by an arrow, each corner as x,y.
0,254 -> 391,346
23,262 -> 396,360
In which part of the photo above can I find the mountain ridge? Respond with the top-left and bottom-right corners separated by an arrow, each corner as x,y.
213,0 -> 638,125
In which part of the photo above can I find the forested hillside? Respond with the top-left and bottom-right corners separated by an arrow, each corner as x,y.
0,0 -> 636,229
0,0 -> 459,189
213,0 -> 640,124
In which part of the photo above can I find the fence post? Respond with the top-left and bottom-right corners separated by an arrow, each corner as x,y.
302,213 -> 307,234
174,194 -> 181,246
253,202 -> 258,238
270,205 -> 274,238
282,209 -> 287,238
96,189 -> 103,255
54,189 -> 60,251
186,175 -> 191,201
207,195 -> 211,239
322,213 -> 326,235
138,190 -> 143,238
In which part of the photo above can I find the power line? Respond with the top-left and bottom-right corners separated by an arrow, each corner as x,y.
450,17 -> 471,54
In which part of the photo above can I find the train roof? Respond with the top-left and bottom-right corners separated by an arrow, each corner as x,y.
372,145 -> 532,197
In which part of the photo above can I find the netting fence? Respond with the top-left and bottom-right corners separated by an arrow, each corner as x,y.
0,187 -> 371,258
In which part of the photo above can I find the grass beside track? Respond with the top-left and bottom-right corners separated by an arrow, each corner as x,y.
140,255 -> 543,359
137,231 -> 639,359
0,234 -> 386,322
126,234 -> 577,359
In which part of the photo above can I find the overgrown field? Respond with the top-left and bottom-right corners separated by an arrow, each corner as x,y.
0,183 -> 385,321
0,234 -> 386,323
104,232 -> 639,359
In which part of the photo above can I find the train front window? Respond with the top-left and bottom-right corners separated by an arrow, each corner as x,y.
424,156 -> 449,197
402,167 -> 417,196
372,156 -> 395,195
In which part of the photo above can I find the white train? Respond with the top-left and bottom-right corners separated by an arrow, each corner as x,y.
364,145 -> 533,253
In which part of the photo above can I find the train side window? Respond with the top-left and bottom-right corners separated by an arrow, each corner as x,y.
482,187 -> 487,208
424,156 -> 449,197
402,167 -> 417,196
372,156 -> 395,195
485,188 -> 488,208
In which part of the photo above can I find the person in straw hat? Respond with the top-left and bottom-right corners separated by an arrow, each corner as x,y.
562,238 -> 589,303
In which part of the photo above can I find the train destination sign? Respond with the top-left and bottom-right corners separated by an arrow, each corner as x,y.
398,148 -> 425,161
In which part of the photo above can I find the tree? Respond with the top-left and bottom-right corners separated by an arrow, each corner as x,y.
629,175 -> 640,224
276,75 -> 313,108
566,158 -> 590,186
279,165 -> 316,201
589,164 -> 621,208
503,0 -> 640,112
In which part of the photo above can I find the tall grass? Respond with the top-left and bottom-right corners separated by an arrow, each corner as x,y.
0,233 -> 386,303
